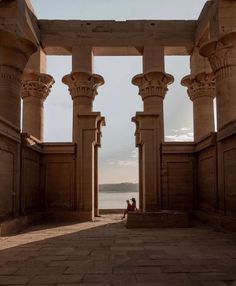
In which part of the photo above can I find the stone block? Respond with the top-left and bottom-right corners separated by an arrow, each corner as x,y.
126,211 -> 190,228
0,213 -> 43,236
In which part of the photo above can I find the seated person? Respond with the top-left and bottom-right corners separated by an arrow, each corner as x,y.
121,198 -> 137,219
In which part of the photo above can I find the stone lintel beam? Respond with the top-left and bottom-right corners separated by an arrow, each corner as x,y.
39,20 -> 197,56
181,72 -> 215,141
62,72 -> 104,113
200,30 -> 236,130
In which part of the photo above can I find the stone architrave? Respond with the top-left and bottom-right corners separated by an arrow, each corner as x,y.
0,29 -> 37,218
21,72 -> 55,141
132,71 -> 173,211
200,31 -> 236,131
62,71 -> 105,221
181,72 -> 215,142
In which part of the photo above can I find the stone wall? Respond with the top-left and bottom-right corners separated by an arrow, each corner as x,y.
161,130 -> 236,228
21,136 -> 42,214
161,143 -> 195,212
0,130 -> 19,220
194,127 -> 236,227
195,134 -> 218,213
0,134 -> 76,222
217,122 -> 236,218
1,130 -> 235,230
42,151 -> 75,210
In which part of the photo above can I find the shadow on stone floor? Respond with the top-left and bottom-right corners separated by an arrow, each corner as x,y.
0,214 -> 236,286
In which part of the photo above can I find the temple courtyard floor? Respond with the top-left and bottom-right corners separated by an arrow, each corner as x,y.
0,214 -> 236,286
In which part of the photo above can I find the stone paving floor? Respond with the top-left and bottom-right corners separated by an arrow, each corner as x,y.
0,214 -> 236,286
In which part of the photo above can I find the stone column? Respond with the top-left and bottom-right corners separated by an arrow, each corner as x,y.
181,48 -> 216,142
0,30 -> 37,130
94,145 -> 99,217
21,72 -> 55,141
132,72 -> 172,211
200,31 -> 236,130
181,72 -> 215,141
94,118 -> 104,217
132,71 -> 174,141
63,71 -> 104,139
200,31 -> 236,215
132,113 -> 160,211
0,29 -> 37,218
132,46 -> 174,212
62,71 -> 105,221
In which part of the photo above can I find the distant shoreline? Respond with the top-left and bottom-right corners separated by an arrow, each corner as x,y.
99,183 -> 138,193
99,190 -> 138,193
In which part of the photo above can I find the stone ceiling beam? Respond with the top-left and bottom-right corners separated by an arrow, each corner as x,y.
39,20 -> 197,56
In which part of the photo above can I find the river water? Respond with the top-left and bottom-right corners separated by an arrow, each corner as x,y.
99,192 -> 139,209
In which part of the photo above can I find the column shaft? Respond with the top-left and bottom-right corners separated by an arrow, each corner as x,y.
63,71 -> 105,220
23,97 -> 43,139
94,146 -> 99,217
0,29 -> 37,219
21,72 -> 55,141
200,31 -> 236,130
193,97 -> 215,139
133,114 -> 161,211
200,31 -> 236,216
181,72 -> 215,141
132,70 -> 173,211
0,65 -> 22,129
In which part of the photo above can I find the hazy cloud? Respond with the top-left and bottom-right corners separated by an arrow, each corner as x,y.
131,149 -> 138,158
118,160 -> 138,167
166,127 -> 193,142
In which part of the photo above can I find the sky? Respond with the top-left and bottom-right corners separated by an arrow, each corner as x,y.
30,0 -> 208,184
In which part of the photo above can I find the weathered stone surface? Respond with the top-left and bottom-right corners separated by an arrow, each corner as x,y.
126,211 -> 190,228
39,20 -> 197,56
0,215 -> 235,286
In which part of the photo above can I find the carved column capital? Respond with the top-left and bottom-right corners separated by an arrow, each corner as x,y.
62,71 -> 104,101
21,72 -> 55,101
200,31 -> 236,81
132,71 -> 174,100
181,72 -> 215,101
